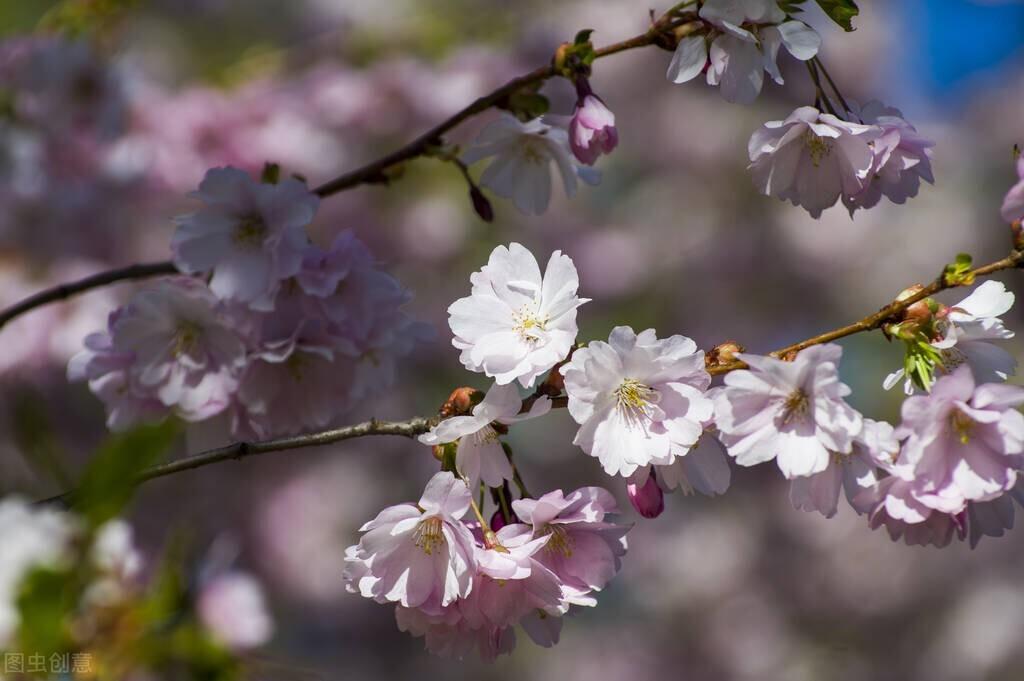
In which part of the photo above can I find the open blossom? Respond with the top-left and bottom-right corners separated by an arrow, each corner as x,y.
667,0 -> 820,104
789,418 -> 899,518
172,166 -> 317,309
418,383 -> 551,488
198,572 -> 274,650
842,101 -> 934,214
748,106 -> 875,218
562,326 -> 712,478
68,278 -> 248,429
893,368 -> 1024,511
653,431 -> 732,497
569,89 -> 618,165
512,487 -> 629,604
884,281 -> 1016,394
343,472 -> 477,614
856,475 -> 968,548
461,113 -> 599,215
448,243 -> 587,388
714,344 -> 864,478
1002,156 -> 1024,224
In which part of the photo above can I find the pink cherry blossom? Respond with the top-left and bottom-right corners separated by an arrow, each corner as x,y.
343,472 -> 477,614
448,243 -> 587,388
512,487 -> 630,604
561,326 -> 712,478
748,106 -> 876,218
172,166 -> 317,309
714,344 -> 864,478
1001,156 -> 1024,224
842,101 -> 935,214
418,382 -> 551,488
893,367 -> 1024,512
197,572 -> 274,650
788,418 -> 899,518
461,113 -> 599,215
569,92 -> 618,165
667,0 -> 820,104
68,277 -> 248,429
856,475 -> 968,548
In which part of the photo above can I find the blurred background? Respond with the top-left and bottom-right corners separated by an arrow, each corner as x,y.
1,1 -> 1024,679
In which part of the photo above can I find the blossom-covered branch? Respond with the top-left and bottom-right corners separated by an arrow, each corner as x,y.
708,249 -> 1024,375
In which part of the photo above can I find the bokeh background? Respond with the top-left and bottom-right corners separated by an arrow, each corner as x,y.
2,1 -> 1024,679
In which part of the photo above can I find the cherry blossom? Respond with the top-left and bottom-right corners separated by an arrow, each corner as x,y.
418,382 -> 551,488
69,277 -> 248,428
856,475 -> 968,548
653,431 -> 732,497
842,101 -> 935,214
562,326 -> 712,478
448,242 -> 587,388
343,472 -> 478,614
788,418 -> 899,518
1001,156 -> 1024,224
714,344 -> 864,478
511,487 -> 630,604
461,113 -> 599,215
198,572 -> 275,650
884,281 -> 1016,394
172,166 -> 318,309
892,368 -> 1024,512
748,106 -> 875,218
626,472 -> 665,518
569,88 -> 618,165
667,0 -> 821,104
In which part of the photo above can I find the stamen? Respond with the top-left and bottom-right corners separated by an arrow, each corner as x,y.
172,321 -> 202,357
950,409 -> 974,445
780,389 -> 810,426
232,214 -> 267,247
538,523 -> 574,557
511,304 -> 548,343
412,516 -> 446,555
615,378 -> 660,428
470,425 -> 500,446
803,131 -> 833,167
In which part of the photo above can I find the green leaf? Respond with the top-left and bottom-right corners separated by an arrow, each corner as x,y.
573,29 -> 594,45
943,252 -> 975,286
15,566 -> 76,655
74,421 -> 179,527
506,92 -> 549,122
779,0 -> 809,13
814,0 -> 859,31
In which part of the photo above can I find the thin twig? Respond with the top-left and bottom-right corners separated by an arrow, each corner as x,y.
0,261 -> 178,331
708,251 -> 1024,375
36,416 -> 437,507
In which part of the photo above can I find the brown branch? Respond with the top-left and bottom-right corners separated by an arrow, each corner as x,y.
708,251 -> 1024,376
311,18 -> 683,197
0,261 -> 178,331
37,416 -> 438,507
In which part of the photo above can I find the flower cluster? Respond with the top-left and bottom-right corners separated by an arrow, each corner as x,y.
748,102 -> 934,218
667,0 -> 821,103
70,167 -> 430,437
344,472 -> 629,661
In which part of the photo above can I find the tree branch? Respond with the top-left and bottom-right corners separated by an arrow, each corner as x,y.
0,261 -> 177,330
37,416 -> 438,507
707,250 -> 1024,375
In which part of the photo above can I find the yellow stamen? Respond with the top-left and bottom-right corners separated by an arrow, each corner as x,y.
780,389 -> 810,426
803,131 -> 833,167
538,523 -> 574,557
951,409 -> 974,445
412,516 -> 446,555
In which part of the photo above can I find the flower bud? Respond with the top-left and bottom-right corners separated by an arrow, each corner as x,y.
441,387 -> 480,417
627,472 -> 664,519
569,92 -> 618,166
489,508 -> 518,532
469,186 -> 494,222
705,340 -> 744,367
1012,219 -> 1024,252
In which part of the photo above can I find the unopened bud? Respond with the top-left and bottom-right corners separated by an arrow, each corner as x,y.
469,186 -> 494,222
627,472 -> 664,519
441,387 -> 480,417
705,341 -> 744,368
489,509 -> 518,532
1012,220 -> 1024,251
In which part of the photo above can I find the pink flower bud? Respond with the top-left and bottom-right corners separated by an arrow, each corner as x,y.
627,472 -> 664,519
569,94 -> 618,165
489,508 -> 517,531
